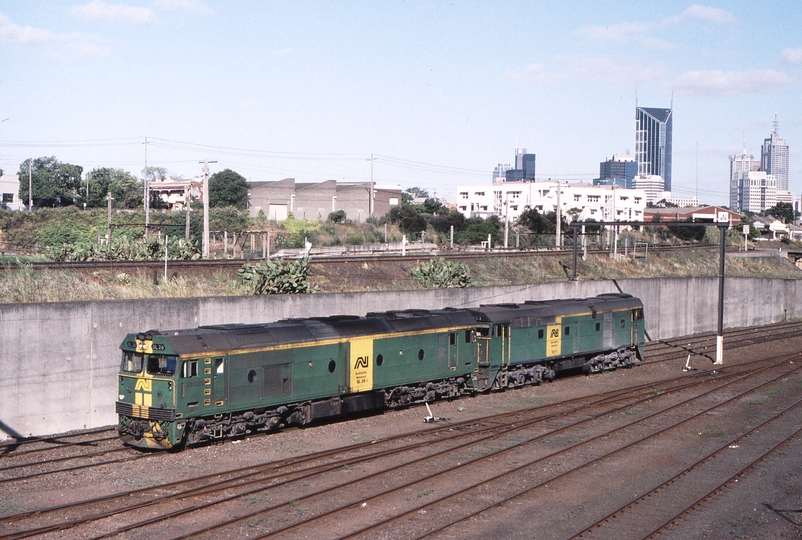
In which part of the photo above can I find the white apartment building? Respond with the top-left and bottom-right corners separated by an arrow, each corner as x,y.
664,194 -> 700,207
731,171 -> 777,213
632,175 -> 665,204
0,173 -> 24,210
456,181 -> 646,224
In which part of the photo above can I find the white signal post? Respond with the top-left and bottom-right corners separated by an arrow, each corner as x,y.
714,216 -> 729,365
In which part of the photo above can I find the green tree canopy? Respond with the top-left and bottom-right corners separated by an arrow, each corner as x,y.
209,168 -> 249,209
385,204 -> 427,234
454,216 -> 501,245
429,209 -> 466,234
517,207 -> 564,234
18,156 -> 83,208
765,202 -> 796,224
83,167 -> 142,209
328,210 -> 347,223
414,197 -> 447,215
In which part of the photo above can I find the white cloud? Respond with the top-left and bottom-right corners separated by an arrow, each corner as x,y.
579,5 -> 734,48
0,13 -> 109,59
781,47 -> 802,65
664,5 -> 735,25
70,1 -> 155,24
672,69 -> 792,97
272,47 -> 293,56
153,0 -> 213,15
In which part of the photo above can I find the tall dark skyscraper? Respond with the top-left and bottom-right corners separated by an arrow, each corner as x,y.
761,114 -> 789,191
635,106 -> 673,192
597,154 -> 637,188
504,148 -> 536,182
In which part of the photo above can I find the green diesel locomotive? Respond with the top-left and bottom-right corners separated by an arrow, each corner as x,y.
117,293 -> 645,450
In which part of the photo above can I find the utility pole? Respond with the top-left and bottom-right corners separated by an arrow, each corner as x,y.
143,137 -> 149,238
106,192 -> 114,243
200,159 -> 217,257
715,222 -> 727,365
503,191 -> 509,249
28,161 -> 32,211
184,185 -> 191,239
368,153 -> 375,220
613,184 -> 618,256
555,180 -> 561,248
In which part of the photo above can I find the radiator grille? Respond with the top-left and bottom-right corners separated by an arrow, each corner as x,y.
116,401 -> 176,421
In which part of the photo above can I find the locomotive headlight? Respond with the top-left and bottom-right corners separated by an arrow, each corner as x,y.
119,394 -> 125,400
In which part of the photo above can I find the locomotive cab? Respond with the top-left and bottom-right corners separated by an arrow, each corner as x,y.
116,333 -> 183,450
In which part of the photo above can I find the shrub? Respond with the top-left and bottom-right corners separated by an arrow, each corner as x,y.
410,257 -> 472,288
238,257 -> 317,294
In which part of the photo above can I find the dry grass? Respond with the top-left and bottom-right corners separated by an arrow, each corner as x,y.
0,266 -> 246,304
0,247 -> 799,304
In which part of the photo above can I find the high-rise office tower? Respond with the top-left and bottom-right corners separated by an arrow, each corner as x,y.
597,153 -> 637,188
635,106 -> 673,192
493,163 -> 512,183
729,149 -> 761,211
761,114 -> 789,191
504,148 -> 536,182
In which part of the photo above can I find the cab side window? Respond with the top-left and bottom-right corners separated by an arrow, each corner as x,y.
182,360 -> 198,378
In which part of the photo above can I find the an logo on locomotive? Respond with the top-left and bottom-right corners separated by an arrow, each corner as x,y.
354,356 -> 370,369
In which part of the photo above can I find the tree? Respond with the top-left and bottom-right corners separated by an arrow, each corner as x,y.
517,207 -> 563,234
18,157 -> 83,207
415,197 -> 447,215
429,209 -> 466,234
454,216 -> 501,245
209,169 -> 249,209
142,166 -> 168,183
666,218 -> 705,242
406,187 -> 429,198
385,205 -> 427,234
328,210 -> 347,223
765,202 -> 796,224
83,167 -> 141,208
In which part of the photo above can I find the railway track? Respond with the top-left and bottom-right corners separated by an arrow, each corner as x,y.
2,333 -> 801,538
0,354 -> 788,538
645,320 -> 802,364
1,321 -> 799,490
0,243 -> 723,275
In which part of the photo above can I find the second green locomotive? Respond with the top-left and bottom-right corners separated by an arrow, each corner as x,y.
117,293 -> 645,450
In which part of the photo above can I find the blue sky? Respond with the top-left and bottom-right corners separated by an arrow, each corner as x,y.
0,0 -> 800,206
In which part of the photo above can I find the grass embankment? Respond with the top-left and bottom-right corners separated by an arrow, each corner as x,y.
1,247 -> 798,304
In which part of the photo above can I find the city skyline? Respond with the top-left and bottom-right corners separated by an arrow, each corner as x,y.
0,1 -> 800,207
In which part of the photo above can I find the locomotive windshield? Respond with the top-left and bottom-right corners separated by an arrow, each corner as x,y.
121,351 -> 176,375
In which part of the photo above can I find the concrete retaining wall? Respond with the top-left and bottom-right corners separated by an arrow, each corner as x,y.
2,277 -> 799,440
